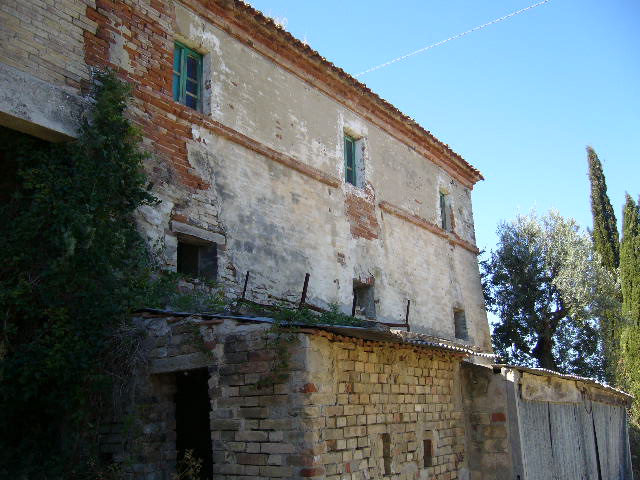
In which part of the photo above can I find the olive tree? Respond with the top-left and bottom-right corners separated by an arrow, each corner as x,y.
481,211 -> 618,378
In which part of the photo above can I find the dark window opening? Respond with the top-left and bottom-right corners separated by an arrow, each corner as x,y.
177,240 -> 217,280
423,431 -> 434,467
454,309 -> 468,340
353,281 -> 376,319
440,192 -> 451,231
381,432 -> 392,475
175,368 -> 213,477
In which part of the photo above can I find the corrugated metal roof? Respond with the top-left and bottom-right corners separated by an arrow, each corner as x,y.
135,308 -> 494,358
495,364 -> 633,400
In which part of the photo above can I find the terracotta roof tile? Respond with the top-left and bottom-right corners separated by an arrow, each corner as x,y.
234,0 -> 483,183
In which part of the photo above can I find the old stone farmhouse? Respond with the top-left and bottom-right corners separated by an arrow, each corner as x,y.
0,0 -> 634,478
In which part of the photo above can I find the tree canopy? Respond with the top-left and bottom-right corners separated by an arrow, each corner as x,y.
586,147 -> 623,381
481,211 -> 617,378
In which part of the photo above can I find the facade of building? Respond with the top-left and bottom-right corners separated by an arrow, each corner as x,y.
0,0 -> 489,347
0,0 -> 633,479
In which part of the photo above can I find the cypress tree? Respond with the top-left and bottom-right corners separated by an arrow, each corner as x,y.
619,195 -> 640,466
587,147 -> 622,383
587,146 -> 620,270
621,194 -> 640,325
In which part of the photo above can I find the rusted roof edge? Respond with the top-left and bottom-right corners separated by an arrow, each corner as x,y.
134,308 -> 493,358
494,364 -> 633,400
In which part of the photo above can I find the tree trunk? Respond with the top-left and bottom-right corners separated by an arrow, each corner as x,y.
532,323 -> 557,371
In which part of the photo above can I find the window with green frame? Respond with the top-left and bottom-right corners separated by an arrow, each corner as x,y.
173,42 -> 203,111
344,134 -> 356,185
440,192 -> 450,231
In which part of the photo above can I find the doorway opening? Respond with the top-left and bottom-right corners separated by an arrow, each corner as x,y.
175,368 -> 213,476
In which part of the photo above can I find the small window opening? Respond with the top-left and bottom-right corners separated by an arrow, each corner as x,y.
454,309 -> 468,340
177,240 -> 217,280
174,42 -> 203,111
344,134 -> 356,186
423,431 -> 434,468
381,432 -> 392,475
175,369 -> 213,477
352,280 -> 376,319
440,192 -> 451,231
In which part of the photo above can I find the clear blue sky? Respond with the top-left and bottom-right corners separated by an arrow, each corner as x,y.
248,0 -> 640,253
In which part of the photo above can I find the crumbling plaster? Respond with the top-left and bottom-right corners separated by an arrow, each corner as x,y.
0,0 -> 490,348
144,1 -> 491,347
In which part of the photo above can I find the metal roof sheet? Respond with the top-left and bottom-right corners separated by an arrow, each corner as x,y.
135,308 -> 494,358
495,364 -> 633,400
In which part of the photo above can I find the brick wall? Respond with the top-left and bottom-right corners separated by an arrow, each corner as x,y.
116,314 -> 468,479
84,0 -> 212,192
0,0 -> 95,90
460,363 -> 513,480
344,186 -> 380,241
301,332 -> 467,480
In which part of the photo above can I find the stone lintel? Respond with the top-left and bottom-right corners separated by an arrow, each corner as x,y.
0,62 -> 86,141
171,220 -> 226,246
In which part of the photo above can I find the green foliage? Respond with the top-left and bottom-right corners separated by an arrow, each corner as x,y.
619,325 -> 640,416
257,305 -> 369,388
272,304 -> 371,327
481,211 -> 617,377
621,194 -> 640,326
587,146 -> 620,271
173,450 -> 204,480
143,271 -> 229,313
619,196 -> 640,473
587,147 -> 623,382
0,71 -> 156,478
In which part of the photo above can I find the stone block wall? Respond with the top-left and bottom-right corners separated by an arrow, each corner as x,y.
460,363 -> 514,480
110,314 -> 470,480
301,332 -> 467,480
0,0 -> 95,91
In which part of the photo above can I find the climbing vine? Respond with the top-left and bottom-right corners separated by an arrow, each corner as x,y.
257,305 -> 371,387
0,68 -> 391,477
0,71 -> 156,478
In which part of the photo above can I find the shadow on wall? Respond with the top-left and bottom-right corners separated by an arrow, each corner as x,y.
631,422 -> 639,479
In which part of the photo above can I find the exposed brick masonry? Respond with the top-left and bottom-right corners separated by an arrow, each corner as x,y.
345,187 -> 380,240
83,0 -> 342,192
303,332 -> 466,479
119,315 -> 468,480
0,0 -> 96,90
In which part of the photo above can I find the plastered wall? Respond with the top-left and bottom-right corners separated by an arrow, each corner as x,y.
165,1 -> 490,348
0,0 -> 491,350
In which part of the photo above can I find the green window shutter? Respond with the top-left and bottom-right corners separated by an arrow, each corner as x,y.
344,135 -> 356,185
440,192 -> 448,231
173,42 -> 203,111
173,45 -> 182,101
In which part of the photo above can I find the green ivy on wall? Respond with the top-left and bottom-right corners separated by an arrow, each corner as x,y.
0,71 -> 157,478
